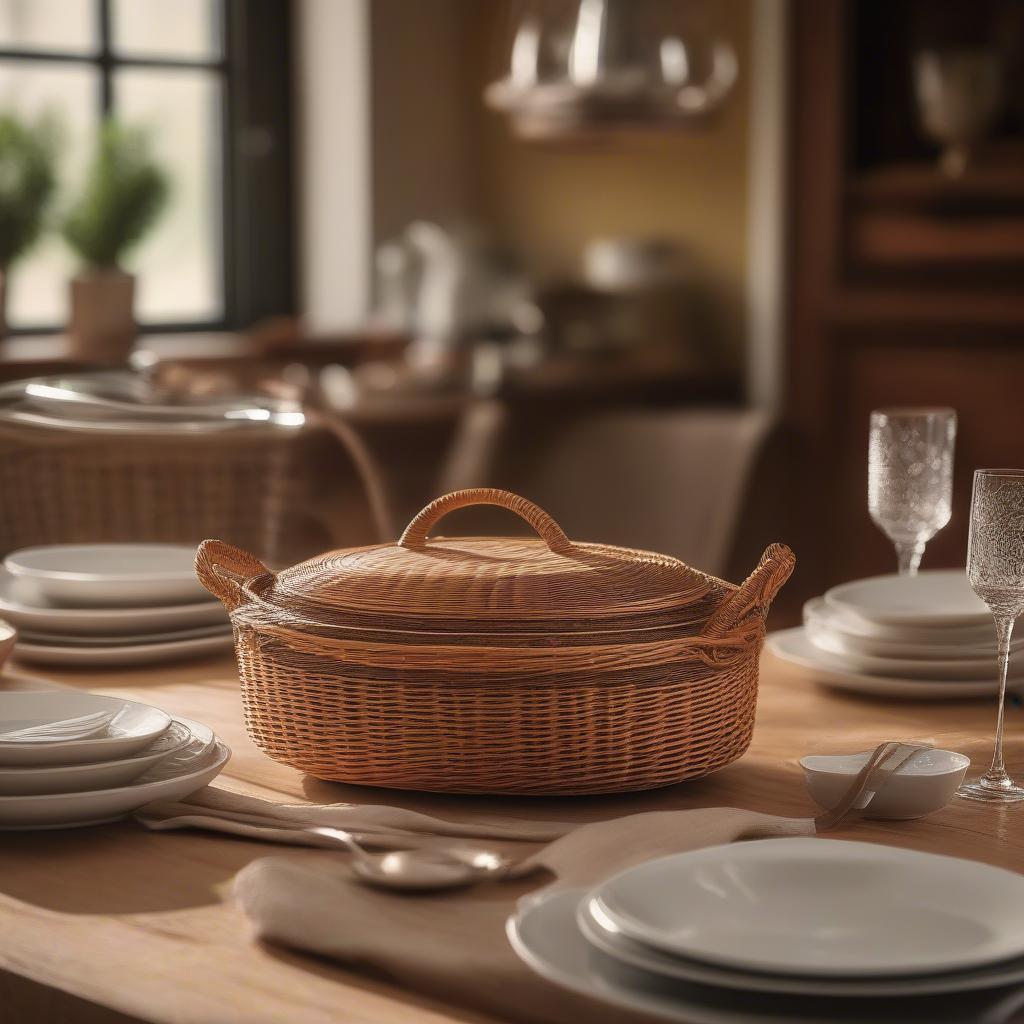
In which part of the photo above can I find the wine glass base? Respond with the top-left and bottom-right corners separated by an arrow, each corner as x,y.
957,778 -> 1024,804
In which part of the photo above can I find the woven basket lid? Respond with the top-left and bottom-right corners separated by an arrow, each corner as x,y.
198,489 -> 740,636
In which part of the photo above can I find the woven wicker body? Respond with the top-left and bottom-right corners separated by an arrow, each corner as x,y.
0,404 -> 387,565
198,488 -> 794,795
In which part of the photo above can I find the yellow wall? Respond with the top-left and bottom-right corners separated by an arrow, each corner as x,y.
458,0 -> 754,366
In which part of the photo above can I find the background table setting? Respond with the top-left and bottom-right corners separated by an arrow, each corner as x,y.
1,406 -> 1024,1024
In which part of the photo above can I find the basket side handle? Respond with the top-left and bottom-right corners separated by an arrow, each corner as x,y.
703,543 -> 795,640
398,489 -> 574,555
195,540 -> 275,612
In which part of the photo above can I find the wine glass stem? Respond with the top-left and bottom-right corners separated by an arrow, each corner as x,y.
985,615 -> 1015,783
895,540 -> 925,576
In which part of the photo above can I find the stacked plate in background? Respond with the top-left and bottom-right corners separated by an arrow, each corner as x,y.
1,544 -> 232,666
0,691 -> 229,829
509,838 -> 1024,1023
766,570 -> 1017,699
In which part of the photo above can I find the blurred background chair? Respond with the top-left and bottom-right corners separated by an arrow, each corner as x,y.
441,402 -> 795,586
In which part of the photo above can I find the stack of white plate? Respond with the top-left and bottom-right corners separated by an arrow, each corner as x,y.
509,838 -> 1024,1023
766,570 -> 1018,699
1,543 -> 232,666
0,691 -> 229,829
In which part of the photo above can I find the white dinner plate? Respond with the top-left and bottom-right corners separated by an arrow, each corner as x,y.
0,719 -> 192,795
799,613 -> 1004,679
577,890 -> 1024,997
806,640 -> 999,679
806,596 -> 995,645
803,598 -> 1003,660
16,623 -> 232,649
0,692 -> 171,766
4,544 -> 208,608
507,889 -> 1014,1024
0,718 -> 228,829
766,628 -> 1021,699
589,838 -> 1024,978
825,571 -> 989,628
805,635 -> 998,678
0,569 -> 227,637
13,630 -> 234,667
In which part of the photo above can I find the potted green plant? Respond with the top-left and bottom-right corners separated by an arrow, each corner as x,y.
0,114 -> 58,339
62,120 -> 169,362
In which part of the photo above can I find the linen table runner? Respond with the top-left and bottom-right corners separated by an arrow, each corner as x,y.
233,807 -> 814,1024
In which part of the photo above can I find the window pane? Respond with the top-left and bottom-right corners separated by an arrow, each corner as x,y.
0,60 -> 99,328
0,0 -> 96,55
111,0 -> 221,61
113,68 -> 222,324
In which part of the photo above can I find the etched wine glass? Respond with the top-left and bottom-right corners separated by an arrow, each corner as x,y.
959,469 -> 1024,803
868,407 -> 957,576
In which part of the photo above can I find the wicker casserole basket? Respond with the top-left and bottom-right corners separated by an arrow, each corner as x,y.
197,488 -> 795,795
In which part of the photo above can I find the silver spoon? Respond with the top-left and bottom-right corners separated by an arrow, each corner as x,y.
139,811 -> 518,891
306,826 -> 515,891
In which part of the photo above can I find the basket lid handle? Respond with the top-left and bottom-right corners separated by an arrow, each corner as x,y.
195,539 -> 275,612
398,488 -> 574,555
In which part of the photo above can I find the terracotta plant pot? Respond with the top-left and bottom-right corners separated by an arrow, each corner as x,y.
69,269 -> 136,363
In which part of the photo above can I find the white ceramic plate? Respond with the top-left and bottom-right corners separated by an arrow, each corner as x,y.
13,630 -> 233,667
0,569 -> 227,637
577,890 -> 1024,997
590,838 -> 1024,977
0,719 -> 192,795
0,692 -> 170,766
800,618 -> 1003,679
766,628 -> 1020,699
806,596 -> 995,644
807,641 -> 997,679
4,544 -> 208,608
0,719 -> 228,829
507,889 -> 1014,1024
16,623 -> 232,648
824,571 -> 989,628
803,598 -> 1003,660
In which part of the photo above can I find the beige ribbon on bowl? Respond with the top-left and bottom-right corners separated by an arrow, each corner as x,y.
814,740 -> 932,832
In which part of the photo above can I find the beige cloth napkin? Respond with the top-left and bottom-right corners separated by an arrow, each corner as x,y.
233,808 -> 814,1024
137,786 -> 577,844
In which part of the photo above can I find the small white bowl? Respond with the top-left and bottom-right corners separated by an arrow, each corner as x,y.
800,748 -> 970,820
4,544 -> 207,608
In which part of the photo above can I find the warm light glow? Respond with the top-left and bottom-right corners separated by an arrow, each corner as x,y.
569,0 -> 605,86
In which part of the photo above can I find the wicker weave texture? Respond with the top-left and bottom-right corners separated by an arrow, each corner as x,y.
234,630 -> 763,795
200,488 -> 795,795
0,420 -> 382,564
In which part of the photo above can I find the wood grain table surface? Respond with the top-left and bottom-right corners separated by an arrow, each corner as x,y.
0,650 -> 1022,1024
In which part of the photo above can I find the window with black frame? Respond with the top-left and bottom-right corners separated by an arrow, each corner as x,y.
0,0 -> 293,333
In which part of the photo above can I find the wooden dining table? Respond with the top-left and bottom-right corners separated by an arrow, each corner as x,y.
0,650 -> 1021,1024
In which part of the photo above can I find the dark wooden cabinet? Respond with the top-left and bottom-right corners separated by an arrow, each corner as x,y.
786,0 -> 1024,603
